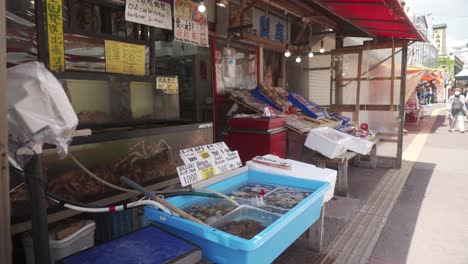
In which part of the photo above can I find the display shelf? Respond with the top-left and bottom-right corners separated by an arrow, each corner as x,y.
55,71 -> 155,82
72,122 -> 214,145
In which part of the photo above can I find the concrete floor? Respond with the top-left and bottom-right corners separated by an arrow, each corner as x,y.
273,166 -> 388,264
369,104 -> 468,264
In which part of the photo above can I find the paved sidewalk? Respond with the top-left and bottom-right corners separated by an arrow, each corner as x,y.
369,104 -> 468,264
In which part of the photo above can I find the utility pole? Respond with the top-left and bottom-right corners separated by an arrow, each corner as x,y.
0,0 -> 12,262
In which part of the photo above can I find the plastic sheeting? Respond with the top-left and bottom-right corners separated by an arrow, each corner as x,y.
336,48 -> 430,133
7,62 -> 78,161
216,48 -> 257,95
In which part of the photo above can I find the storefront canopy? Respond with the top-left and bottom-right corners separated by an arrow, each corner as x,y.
313,0 -> 426,41
455,65 -> 468,81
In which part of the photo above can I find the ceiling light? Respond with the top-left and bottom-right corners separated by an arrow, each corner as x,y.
216,0 -> 228,7
284,44 -> 291,58
198,1 -> 206,13
308,47 -> 314,58
295,56 -> 301,63
320,40 -> 325,53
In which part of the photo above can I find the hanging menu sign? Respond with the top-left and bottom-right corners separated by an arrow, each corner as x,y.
105,40 -> 146,75
156,76 -> 179,94
174,0 -> 209,47
125,0 -> 172,30
46,0 -> 65,72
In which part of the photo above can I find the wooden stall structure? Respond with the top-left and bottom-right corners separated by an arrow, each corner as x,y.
330,41 -> 409,169
0,0 -> 12,262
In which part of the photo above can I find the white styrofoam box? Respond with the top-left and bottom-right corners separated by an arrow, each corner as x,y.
246,155 -> 337,203
305,127 -> 351,159
22,220 -> 96,264
338,131 -> 374,155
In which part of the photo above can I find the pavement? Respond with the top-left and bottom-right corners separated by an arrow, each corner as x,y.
369,103 -> 468,264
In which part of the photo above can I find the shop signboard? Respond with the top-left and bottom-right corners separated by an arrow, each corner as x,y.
174,0 -> 209,47
46,0 -> 65,72
125,0 -> 172,30
105,40 -> 146,75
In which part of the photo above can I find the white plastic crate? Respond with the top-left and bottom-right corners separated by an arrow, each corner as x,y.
304,127 -> 351,159
22,220 -> 95,264
340,132 -> 374,155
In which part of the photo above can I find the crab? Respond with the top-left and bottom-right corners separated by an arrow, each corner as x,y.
114,139 -> 172,170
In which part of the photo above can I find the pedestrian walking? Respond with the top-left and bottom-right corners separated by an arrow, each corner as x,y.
447,87 -> 467,133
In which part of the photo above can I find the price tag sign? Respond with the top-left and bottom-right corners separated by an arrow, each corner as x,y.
105,40 -> 146,75
177,142 -> 242,186
156,76 -> 179,94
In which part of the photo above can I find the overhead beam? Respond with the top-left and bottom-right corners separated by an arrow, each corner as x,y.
320,1 -> 385,6
348,18 -> 405,25
361,27 -> 413,35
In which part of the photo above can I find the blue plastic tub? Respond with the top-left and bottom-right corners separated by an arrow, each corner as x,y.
143,170 -> 329,264
250,86 -> 282,110
288,93 -> 327,119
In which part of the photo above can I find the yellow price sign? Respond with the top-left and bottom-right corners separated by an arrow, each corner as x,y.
198,151 -> 210,159
105,40 -> 146,75
200,166 -> 216,180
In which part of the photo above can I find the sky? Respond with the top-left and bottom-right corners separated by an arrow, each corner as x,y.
411,0 -> 468,51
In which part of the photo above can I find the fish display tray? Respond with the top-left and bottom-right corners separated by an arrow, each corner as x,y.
211,205 -> 282,239
233,198 -> 289,215
263,188 -> 314,210
183,197 -> 237,225
226,182 -> 278,199
143,170 -> 329,264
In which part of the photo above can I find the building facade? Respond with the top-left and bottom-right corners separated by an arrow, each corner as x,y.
451,44 -> 468,64
408,16 -> 438,68
433,24 -> 447,56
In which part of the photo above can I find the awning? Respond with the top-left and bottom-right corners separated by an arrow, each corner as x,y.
313,0 -> 426,41
455,65 -> 468,81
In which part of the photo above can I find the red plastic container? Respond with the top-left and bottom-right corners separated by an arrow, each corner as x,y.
228,116 -> 286,130
225,116 -> 287,164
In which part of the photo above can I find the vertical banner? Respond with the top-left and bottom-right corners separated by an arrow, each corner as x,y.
46,0 -> 65,72
174,0 -> 209,47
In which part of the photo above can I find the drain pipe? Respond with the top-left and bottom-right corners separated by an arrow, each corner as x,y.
24,155 -> 50,264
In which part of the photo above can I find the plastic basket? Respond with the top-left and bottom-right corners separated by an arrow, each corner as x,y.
211,205 -> 282,236
22,220 -> 95,264
263,187 -> 314,210
182,197 -> 237,225
288,93 -> 326,119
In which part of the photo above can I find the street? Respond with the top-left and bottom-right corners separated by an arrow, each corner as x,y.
369,104 -> 468,264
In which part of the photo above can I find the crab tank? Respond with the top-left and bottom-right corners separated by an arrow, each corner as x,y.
143,168 -> 329,264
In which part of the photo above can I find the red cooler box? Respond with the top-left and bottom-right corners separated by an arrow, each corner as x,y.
225,116 -> 287,164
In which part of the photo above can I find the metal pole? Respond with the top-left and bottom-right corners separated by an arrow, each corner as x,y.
396,43 -> 408,169
0,0 -> 12,261
24,155 -> 50,264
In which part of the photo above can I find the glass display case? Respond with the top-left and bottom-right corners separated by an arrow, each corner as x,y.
10,124 -> 213,210
6,0 -> 37,66
61,79 -> 179,127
